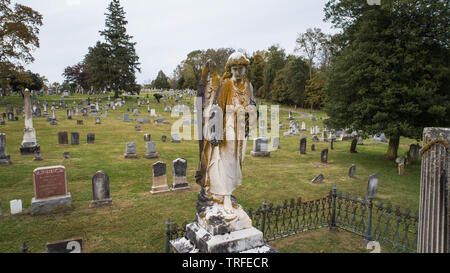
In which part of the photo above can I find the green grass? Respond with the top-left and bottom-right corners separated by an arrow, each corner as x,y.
0,93 -> 421,253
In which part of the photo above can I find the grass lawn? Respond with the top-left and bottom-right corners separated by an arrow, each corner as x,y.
0,92 -> 421,253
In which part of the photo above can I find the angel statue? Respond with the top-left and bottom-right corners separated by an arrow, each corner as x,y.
195,52 -> 257,234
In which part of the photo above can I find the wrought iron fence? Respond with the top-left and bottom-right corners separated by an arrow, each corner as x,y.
165,187 -> 418,253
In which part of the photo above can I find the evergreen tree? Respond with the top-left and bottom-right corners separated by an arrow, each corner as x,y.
85,0 -> 140,97
323,0 -> 450,160
152,70 -> 170,90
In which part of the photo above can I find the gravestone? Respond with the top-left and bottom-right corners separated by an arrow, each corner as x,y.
124,142 -> 137,158
34,151 -> 43,161
172,158 -> 190,190
350,138 -> 358,153
123,113 -> 130,122
87,133 -> 95,144
151,161 -> 170,194
311,144 -> 315,151
321,131 -> 328,142
0,133 -> 11,165
300,137 -> 307,155
372,133 -> 387,143
357,136 -> 364,145
144,134 -> 151,142
10,199 -> 23,215
144,141 -> 159,159
67,109 -> 72,120
58,132 -> 69,145
150,109 -> 157,117
311,174 -> 324,183
272,137 -> 280,150
348,164 -> 356,178
135,125 -> 141,131
95,117 -> 101,124
71,132 -> 79,145
171,133 -> 181,143
321,149 -> 328,163
395,156 -> 406,175
161,135 -> 167,142
251,137 -> 270,157
301,122 -> 306,131
330,138 -> 334,150
89,171 -> 112,208
31,166 -> 72,215
312,135 -> 319,142
408,144 -> 421,164
77,120 -> 83,125
46,238 -> 83,253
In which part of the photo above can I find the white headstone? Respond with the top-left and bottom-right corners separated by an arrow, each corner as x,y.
10,199 -> 22,215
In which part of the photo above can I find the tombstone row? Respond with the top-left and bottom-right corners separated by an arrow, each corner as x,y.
58,132 -> 95,145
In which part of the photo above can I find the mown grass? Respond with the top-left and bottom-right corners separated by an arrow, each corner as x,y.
0,92 -> 421,253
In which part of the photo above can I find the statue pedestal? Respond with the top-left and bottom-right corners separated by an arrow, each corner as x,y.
20,128 -> 40,154
170,221 -> 277,253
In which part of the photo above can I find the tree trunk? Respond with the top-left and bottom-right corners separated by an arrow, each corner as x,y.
386,135 -> 400,160
114,90 -> 119,99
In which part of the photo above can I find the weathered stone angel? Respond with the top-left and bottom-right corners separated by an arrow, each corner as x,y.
196,52 -> 256,234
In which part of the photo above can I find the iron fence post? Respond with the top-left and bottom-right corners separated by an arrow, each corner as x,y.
330,185 -> 338,232
261,201 -> 267,238
365,198 -> 374,242
165,218 -> 171,253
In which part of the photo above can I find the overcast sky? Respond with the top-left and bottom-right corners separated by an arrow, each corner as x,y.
16,0 -> 336,85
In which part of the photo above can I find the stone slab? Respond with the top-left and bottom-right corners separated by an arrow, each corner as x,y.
89,198 -> 112,208
30,193 -> 72,216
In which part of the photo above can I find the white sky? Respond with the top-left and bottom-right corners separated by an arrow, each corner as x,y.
15,0 -> 336,84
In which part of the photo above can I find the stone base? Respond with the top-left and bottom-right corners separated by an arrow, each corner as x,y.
171,140 -> 181,143
20,145 -> 40,155
31,193 -> 72,216
0,156 -> 11,165
172,221 -> 270,253
151,176 -> 170,194
124,153 -> 137,159
89,198 -> 112,208
150,187 -> 170,194
144,152 -> 159,159
250,151 -> 270,157
172,182 -> 190,191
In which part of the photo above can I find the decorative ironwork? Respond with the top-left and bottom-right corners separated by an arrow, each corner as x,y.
165,187 -> 418,253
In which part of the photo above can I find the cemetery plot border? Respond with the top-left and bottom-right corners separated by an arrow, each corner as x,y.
166,187 -> 418,253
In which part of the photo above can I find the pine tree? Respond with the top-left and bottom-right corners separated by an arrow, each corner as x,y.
86,0 -> 140,98
152,70 -> 170,89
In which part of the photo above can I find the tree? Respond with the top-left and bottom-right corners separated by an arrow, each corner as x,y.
305,72 -> 327,110
323,0 -> 450,160
63,62 -> 91,92
295,28 -> 327,80
85,0 -> 140,98
263,45 -> 286,99
9,70 -> 42,92
0,0 -> 43,94
173,48 -> 235,90
271,55 -> 309,106
151,70 -> 170,89
248,51 -> 265,97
